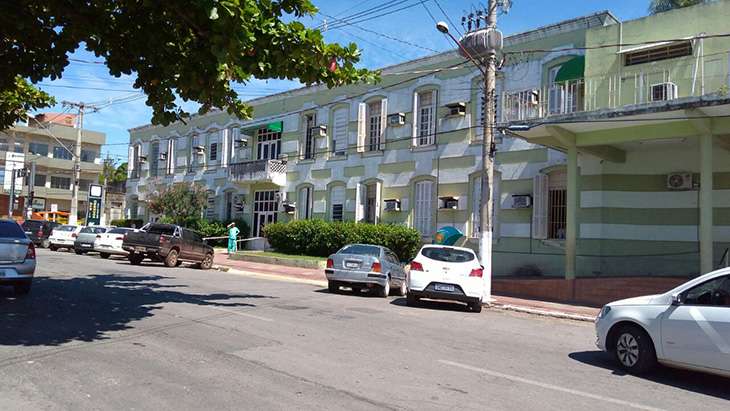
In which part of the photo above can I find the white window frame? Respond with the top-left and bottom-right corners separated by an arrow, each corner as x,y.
356,181 -> 381,223
414,180 -> 435,236
532,170 -> 566,240
331,107 -> 348,156
413,90 -> 437,146
297,185 -> 313,220
330,185 -> 345,221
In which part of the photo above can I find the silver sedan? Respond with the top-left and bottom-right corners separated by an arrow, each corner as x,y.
0,219 -> 36,295
325,244 -> 407,297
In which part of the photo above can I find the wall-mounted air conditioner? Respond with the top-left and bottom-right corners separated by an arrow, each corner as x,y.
387,113 -> 406,126
193,145 -> 206,155
138,155 -> 148,163
439,196 -> 459,210
159,152 -> 167,161
667,172 -> 692,190
311,125 -> 327,138
384,199 -> 401,212
511,194 -> 532,209
650,82 -> 678,102
528,90 -> 540,105
446,102 -> 466,116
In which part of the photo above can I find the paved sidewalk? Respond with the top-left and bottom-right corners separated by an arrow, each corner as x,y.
213,253 -> 599,321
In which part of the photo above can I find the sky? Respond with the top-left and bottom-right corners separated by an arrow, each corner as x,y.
36,1 -> 650,163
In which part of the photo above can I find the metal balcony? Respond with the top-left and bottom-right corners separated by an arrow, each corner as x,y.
228,159 -> 287,186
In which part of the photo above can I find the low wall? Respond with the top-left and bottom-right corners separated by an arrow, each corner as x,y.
492,276 -> 688,307
230,252 -> 327,270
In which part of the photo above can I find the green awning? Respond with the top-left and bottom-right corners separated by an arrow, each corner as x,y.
267,121 -> 283,132
554,56 -> 585,83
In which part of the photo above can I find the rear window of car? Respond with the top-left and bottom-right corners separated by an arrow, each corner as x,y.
81,227 -> 107,234
421,247 -> 475,263
22,220 -> 44,230
338,244 -> 381,257
147,225 -> 175,236
56,225 -> 76,232
109,228 -> 131,234
0,220 -> 26,238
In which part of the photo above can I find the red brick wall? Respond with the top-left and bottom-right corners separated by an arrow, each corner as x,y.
493,276 -> 688,307
0,195 -> 26,218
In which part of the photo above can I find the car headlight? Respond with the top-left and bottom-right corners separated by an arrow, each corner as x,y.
597,305 -> 611,319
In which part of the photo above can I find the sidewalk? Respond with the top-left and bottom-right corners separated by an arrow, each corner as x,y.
213,253 -> 599,322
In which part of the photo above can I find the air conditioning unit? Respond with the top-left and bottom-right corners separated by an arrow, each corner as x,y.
282,203 -> 296,214
310,125 -> 327,138
387,113 -> 406,126
446,102 -> 466,116
650,82 -> 678,102
235,135 -> 249,148
138,155 -> 148,163
384,199 -> 401,212
528,90 -> 540,105
667,172 -> 692,190
193,145 -> 206,155
439,196 -> 459,210
511,194 -> 532,209
159,152 -> 167,161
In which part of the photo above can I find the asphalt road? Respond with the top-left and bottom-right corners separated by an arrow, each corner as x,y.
1,249 -> 728,411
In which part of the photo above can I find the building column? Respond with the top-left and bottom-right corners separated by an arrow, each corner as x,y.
700,134 -> 714,274
566,143 -> 578,280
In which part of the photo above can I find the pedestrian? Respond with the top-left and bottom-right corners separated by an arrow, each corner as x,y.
227,222 -> 240,255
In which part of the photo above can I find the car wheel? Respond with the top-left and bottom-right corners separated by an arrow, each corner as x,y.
613,325 -> 657,374
100,252 -> 110,259
468,300 -> 483,313
376,279 -> 390,298
328,281 -> 339,294
49,245 -> 57,251
128,253 -> 144,265
406,292 -> 419,306
75,249 -> 84,255
393,279 -> 407,296
14,282 -> 31,295
164,249 -> 179,268
41,239 -> 50,249
199,253 -> 213,270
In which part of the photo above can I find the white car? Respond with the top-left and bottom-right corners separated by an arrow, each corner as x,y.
94,227 -> 136,258
407,245 -> 484,312
595,268 -> 730,377
49,225 -> 82,251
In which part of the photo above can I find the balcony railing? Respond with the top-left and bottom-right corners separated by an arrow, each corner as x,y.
500,53 -> 730,123
228,159 -> 287,186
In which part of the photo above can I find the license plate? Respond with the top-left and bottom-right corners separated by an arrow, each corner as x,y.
81,243 -> 91,247
25,231 -> 32,235
434,284 -> 455,292
135,246 -> 146,252
345,261 -> 359,269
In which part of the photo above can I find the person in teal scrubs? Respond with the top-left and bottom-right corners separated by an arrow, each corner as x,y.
227,222 -> 240,254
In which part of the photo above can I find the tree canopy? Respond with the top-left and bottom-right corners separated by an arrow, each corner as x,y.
0,1 -> 378,129
147,183 -> 209,225
648,0 -> 707,14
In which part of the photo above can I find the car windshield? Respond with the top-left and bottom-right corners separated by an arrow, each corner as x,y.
21,220 -> 43,230
338,244 -> 381,257
421,247 -> 475,263
56,225 -> 76,232
147,225 -> 175,235
109,228 -> 131,234
81,227 -> 107,234
0,220 -> 26,238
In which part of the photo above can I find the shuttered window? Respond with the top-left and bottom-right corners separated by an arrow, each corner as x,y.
149,141 -> 160,177
332,107 -> 348,156
367,101 -> 382,152
414,180 -> 434,236
625,41 -> 692,66
303,113 -> 317,160
331,185 -> 345,221
298,186 -> 313,220
416,91 -> 437,146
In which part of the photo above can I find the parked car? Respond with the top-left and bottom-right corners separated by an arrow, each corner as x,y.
121,223 -> 214,269
325,244 -> 407,297
21,219 -> 60,248
595,268 -> 730,377
0,219 -> 36,295
94,227 -> 137,259
74,226 -> 114,254
49,225 -> 82,251
407,245 -> 484,312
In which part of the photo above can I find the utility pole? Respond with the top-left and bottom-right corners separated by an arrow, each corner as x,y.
62,101 -> 98,225
27,161 -> 35,219
437,0 -> 505,302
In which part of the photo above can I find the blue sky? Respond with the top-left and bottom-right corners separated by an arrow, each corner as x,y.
38,1 -> 650,163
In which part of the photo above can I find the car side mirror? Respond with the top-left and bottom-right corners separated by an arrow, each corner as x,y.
671,293 -> 683,306
480,265 -> 485,270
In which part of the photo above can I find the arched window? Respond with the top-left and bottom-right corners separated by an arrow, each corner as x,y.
414,180 -> 435,236
297,185 -> 313,220
330,185 -> 345,221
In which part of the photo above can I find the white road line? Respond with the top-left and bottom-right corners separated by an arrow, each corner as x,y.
438,360 -> 664,411
207,307 -> 274,322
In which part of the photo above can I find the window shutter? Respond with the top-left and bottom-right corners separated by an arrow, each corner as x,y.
333,108 -> 348,155
532,173 -> 549,239
375,181 -> 382,223
430,90 -> 438,145
411,91 -> 419,146
128,146 -> 135,177
169,139 -> 176,173
355,183 -> 366,221
379,99 -> 388,151
220,130 -> 229,167
357,103 -> 366,153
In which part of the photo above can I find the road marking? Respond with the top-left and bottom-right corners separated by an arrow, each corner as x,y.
438,360 -> 664,411
207,306 -> 274,322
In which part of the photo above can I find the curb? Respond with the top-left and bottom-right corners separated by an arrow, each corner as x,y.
493,303 -> 596,322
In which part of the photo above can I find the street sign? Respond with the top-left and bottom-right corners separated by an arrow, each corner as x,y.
89,184 -> 103,198
32,198 -> 46,211
51,204 -> 58,213
86,197 -> 102,225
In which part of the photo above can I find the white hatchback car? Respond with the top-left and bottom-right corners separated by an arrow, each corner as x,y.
49,225 -> 82,251
596,268 -> 730,377
407,245 -> 484,312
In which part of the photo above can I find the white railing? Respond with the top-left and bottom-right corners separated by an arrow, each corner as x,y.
501,79 -> 584,123
228,159 -> 287,185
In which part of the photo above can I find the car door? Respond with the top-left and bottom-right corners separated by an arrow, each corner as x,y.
660,274 -> 730,372
178,228 -> 195,259
191,231 -> 206,260
387,250 -> 405,283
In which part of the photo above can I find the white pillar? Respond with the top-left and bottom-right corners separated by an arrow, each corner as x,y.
699,134 -> 714,274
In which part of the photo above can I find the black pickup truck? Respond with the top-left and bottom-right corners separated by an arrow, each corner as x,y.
121,223 -> 214,269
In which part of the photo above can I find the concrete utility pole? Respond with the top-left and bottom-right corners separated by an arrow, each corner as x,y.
62,101 -> 98,225
437,0 -> 504,302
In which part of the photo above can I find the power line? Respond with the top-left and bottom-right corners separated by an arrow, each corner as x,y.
433,0 -> 462,37
327,1 -> 433,30
317,1 -> 411,30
